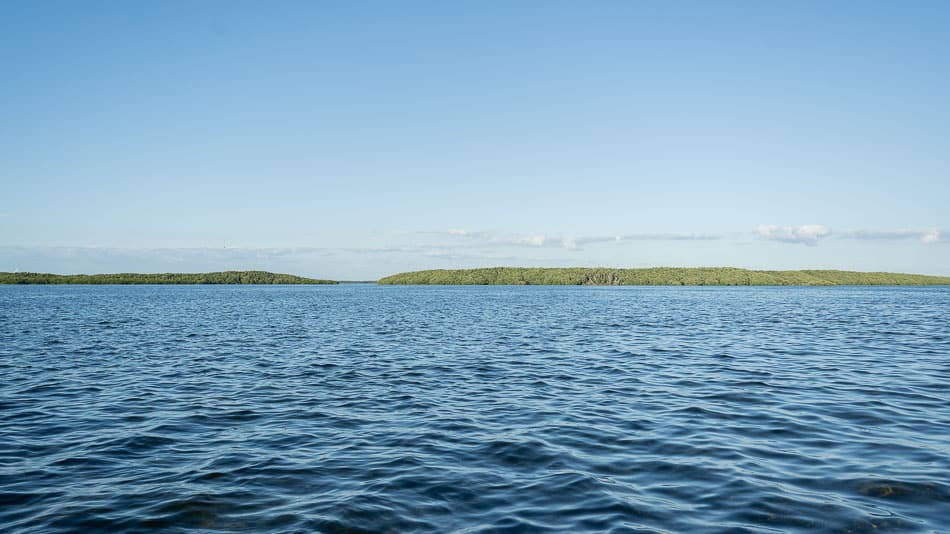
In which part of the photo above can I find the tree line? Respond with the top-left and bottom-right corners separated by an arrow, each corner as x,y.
0,271 -> 337,285
377,267 -> 950,286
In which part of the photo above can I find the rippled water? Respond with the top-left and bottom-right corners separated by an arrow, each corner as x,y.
1,285 -> 949,532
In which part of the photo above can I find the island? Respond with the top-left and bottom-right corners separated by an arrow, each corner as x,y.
0,271 -> 337,285
377,267 -> 950,286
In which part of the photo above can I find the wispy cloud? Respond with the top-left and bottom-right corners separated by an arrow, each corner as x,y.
571,235 -> 620,246
513,234 -> 547,247
622,232 -> 721,241
443,230 -> 552,249
753,225 -> 946,245
924,229 -> 942,243
567,233 -> 721,249
755,225 -> 831,245
443,229 -> 721,250
838,228 -> 943,243
446,229 -> 493,239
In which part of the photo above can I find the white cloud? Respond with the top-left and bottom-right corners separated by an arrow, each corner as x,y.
512,232 -> 719,249
620,232 -> 721,241
567,233 -> 720,248
443,229 -> 494,239
442,229 -> 721,251
838,228 -> 944,243
516,234 -> 547,247
840,229 -> 917,240
755,225 -> 831,245
572,235 -> 621,246
446,231 -> 549,248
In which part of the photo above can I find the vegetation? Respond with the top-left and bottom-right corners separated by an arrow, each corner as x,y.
378,267 -> 950,286
6,267 -> 948,286
0,271 -> 337,285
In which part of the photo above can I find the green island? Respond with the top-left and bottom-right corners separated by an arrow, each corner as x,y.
4,267 -> 949,286
0,271 -> 337,285
377,267 -> 950,286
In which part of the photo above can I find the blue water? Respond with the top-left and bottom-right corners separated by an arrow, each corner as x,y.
1,285 -> 949,532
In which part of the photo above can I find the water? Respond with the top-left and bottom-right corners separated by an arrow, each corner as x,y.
1,285 -> 949,533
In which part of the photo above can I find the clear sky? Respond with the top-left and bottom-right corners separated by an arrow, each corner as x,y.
2,1 -> 948,279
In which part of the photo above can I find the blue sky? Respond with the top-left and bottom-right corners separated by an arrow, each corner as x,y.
2,1 -> 948,279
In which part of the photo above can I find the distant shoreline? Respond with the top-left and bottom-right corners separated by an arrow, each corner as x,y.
0,271 -> 337,285
378,267 -> 950,286
4,267 -> 950,286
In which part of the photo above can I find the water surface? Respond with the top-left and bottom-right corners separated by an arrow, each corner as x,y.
1,285 -> 948,532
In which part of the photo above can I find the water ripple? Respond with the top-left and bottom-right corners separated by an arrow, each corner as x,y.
1,285 -> 949,532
